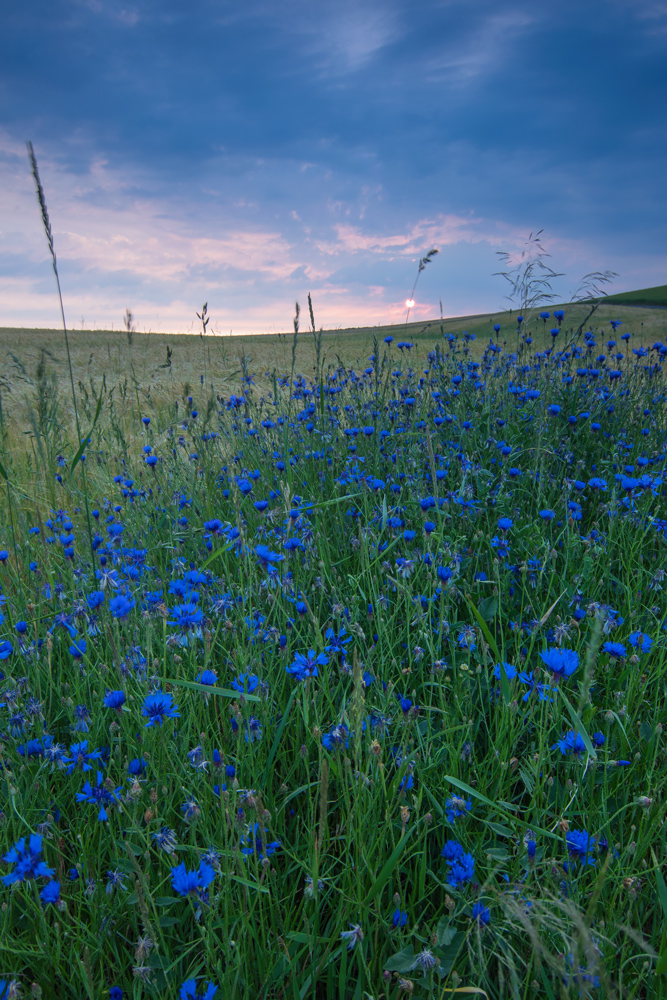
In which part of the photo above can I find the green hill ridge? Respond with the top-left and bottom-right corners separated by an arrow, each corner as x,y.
605,283 -> 667,307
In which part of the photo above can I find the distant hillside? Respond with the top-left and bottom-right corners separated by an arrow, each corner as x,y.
605,284 -> 667,307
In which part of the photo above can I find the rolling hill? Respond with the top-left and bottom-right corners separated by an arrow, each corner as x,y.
604,283 -> 667,307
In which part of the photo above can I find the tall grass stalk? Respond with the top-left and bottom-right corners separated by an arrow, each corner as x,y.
26,141 -> 97,563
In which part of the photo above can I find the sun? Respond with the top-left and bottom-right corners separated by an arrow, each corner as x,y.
405,299 -> 415,308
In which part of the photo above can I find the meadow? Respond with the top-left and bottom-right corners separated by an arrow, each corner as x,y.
0,302 -> 666,1000
2,295 -> 667,438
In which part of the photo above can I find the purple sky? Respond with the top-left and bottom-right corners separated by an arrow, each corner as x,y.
1,0 -> 666,333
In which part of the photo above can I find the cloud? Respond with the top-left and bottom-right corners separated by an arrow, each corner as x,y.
316,214 -> 516,258
0,2 -> 665,336
423,8 -> 535,87
3,132 -> 660,336
278,0 -> 402,75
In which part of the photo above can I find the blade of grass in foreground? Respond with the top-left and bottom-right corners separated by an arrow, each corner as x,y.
164,677 -> 260,702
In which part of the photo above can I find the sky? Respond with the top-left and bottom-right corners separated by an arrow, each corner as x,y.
1,0 -> 666,334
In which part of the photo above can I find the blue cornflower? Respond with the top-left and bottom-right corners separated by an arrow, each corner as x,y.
441,840 -> 464,862
75,770 -> 122,822
17,736 -> 53,758
69,638 -> 87,658
412,948 -> 438,971
40,879 -> 61,906
552,731 -> 588,756
254,545 -> 284,571
392,909 -> 408,928
497,517 -> 513,531
187,745 -> 206,770
151,826 -> 178,853
231,673 -> 260,693
304,875 -> 325,898
566,830 -> 597,866
539,647 -> 578,680
519,672 -> 556,703
43,742 -> 67,769
472,902 -> 490,926
142,691 -> 180,727
7,712 -> 27,737
171,861 -> 216,896
181,796 -> 201,821
240,822 -> 281,858
168,602 -> 204,631
63,740 -> 103,774
340,924 -> 364,950
169,579 -> 195,600
196,669 -> 218,686
445,796 -> 472,822
447,853 -> 476,888
493,662 -> 518,681
144,589 -> 164,607
286,649 -> 328,681
87,590 -> 105,609
602,641 -> 626,660
103,690 -> 126,710
96,566 -> 119,590
74,705 -> 91,733
49,612 -> 78,639
235,476 -> 253,495
242,716 -> 263,744
539,509 -> 555,520
628,632 -> 652,654
2,834 -> 55,885
456,627 -> 476,651
180,980 -> 218,1000
324,627 -> 352,658
322,723 -> 349,751
109,594 -> 135,619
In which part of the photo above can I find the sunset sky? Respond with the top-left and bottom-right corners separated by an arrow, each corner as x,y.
1,0 -> 666,333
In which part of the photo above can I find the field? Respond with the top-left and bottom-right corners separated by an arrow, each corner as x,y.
605,286 -> 667,309
2,296 -> 667,440
0,302 -> 666,999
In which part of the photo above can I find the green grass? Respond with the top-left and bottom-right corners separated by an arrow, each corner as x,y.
2,297 -> 667,440
0,312 -> 665,999
604,284 -> 667,308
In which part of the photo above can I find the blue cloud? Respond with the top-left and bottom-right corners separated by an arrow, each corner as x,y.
1,0 -> 666,331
